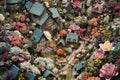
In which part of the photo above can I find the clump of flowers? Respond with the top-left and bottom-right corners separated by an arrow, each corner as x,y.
20,62 -> 41,74
99,63 -> 118,80
34,57 -> 55,70
86,58 -> 102,76
10,46 -> 23,54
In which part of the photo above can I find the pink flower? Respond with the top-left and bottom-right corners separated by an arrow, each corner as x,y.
93,49 -> 105,59
72,0 -> 81,8
62,0 -> 68,4
11,36 -> 22,46
15,22 -> 27,32
99,63 -> 118,80
68,24 -> 77,32
20,15 -> 26,22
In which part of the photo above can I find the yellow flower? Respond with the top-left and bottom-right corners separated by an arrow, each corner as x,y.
0,13 -> 5,21
99,41 -> 114,51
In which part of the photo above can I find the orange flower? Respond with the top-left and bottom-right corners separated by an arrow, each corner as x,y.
57,49 -> 64,55
88,18 -> 98,27
91,27 -> 99,37
81,72 -> 90,80
59,30 -> 67,37
87,77 -> 101,80
49,42 -> 56,48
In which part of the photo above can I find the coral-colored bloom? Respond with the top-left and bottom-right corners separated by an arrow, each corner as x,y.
11,36 -> 22,46
59,30 -> 67,37
93,49 -> 105,59
99,63 -> 118,80
57,49 -> 64,55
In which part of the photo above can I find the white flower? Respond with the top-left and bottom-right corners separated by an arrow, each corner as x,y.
46,63 -> 54,70
30,65 -> 41,74
111,18 -> 120,30
20,62 -> 41,74
0,13 -> 5,21
13,31 -> 23,38
20,62 -> 31,70
45,58 -> 54,63
10,46 -> 23,54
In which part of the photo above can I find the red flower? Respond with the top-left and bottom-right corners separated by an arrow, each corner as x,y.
11,36 -> 22,46
77,28 -> 84,37
3,52 -> 9,59
72,0 -> 81,8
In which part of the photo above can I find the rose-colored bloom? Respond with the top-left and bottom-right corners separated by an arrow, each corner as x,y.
20,15 -> 26,22
93,49 -> 105,59
87,76 -> 101,80
15,22 -> 27,32
99,63 -> 118,80
77,28 -> 84,37
72,0 -> 81,8
11,36 -> 22,46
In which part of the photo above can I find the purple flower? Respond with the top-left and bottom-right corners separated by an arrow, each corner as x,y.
99,63 -> 118,80
93,48 -> 105,59
2,70 -> 14,80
